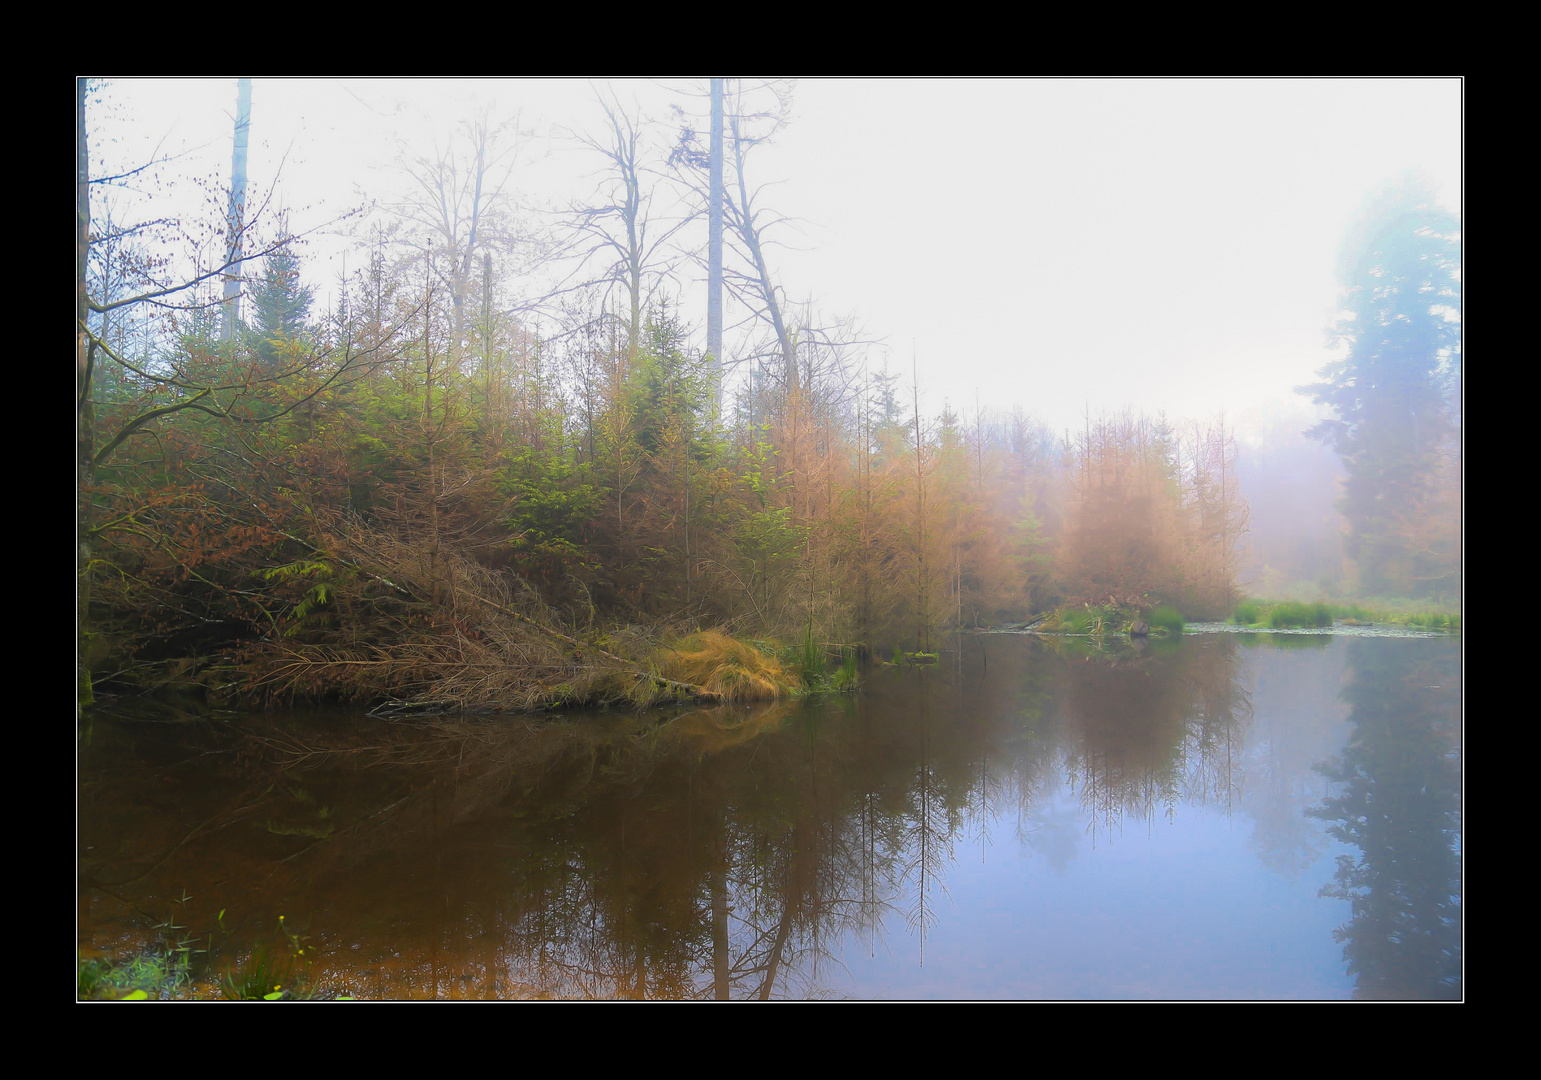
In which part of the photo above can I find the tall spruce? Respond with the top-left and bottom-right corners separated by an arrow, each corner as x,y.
250,242 -> 316,364
1300,177 -> 1461,598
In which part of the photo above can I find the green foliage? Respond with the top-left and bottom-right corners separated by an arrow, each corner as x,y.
78,891 -> 205,1000
78,952 -> 195,1001
1147,606 -> 1185,634
1394,611 -> 1459,633
223,915 -> 315,1001
830,650 -> 861,693
249,244 -> 316,363
499,443 -> 603,576
798,622 -> 821,681
1233,599 -> 1262,625
1270,601 -> 1333,629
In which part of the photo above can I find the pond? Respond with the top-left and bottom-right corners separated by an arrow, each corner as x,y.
77,631 -> 1461,1000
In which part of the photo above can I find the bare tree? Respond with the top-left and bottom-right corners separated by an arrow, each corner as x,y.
555,90 -> 690,359
388,109 -> 523,368
668,79 -> 801,390
720,80 -> 799,391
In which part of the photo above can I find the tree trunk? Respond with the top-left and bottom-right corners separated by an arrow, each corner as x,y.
708,79 -> 724,408
220,78 -> 252,343
77,78 -> 94,710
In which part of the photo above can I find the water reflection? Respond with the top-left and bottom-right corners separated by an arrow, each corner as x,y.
1056,637 -> 1251,842
1307,639 -> 1462,999
78,633 -> 1459,999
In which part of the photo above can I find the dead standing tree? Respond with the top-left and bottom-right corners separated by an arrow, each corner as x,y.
555,90 -> 691,361
388,110 -> 523,371
720,80 -> 799,396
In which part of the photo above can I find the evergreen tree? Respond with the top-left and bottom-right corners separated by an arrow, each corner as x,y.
250,244 -> 316,364
1300,177 -> 1460,597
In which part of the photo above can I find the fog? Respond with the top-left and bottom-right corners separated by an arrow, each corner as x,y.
88,77 -> 1461,435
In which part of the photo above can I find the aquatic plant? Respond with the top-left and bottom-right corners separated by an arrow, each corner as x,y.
831,651 -> 861,693
1147,606 -> 1185,634
223,915 -> 315,1001
78,952 -> 195,1001
1232,599 -> 1262,625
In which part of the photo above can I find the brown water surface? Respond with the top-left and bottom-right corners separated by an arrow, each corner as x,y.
77,632 -> 1461,1000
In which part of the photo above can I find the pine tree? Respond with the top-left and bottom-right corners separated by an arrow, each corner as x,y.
1300,177 -> 1460,598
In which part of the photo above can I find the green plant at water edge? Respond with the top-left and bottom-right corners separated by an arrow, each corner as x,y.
1057,607 -> 1093,634
1232,599 -> 1262,626
803,647 -> 862,694
1147,606 -> 1184,634
1329,601 -> 1375,624
802,623 -> 820,678
1270,601 -> 1333,629
1394,611 -> 1458,632
78,949 -> 196,1000
829,651 -> 861,693
79,889 -> 208,1000
223,915 -> 315,1001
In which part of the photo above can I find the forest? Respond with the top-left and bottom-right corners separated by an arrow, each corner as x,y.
74,79 -> 1461,716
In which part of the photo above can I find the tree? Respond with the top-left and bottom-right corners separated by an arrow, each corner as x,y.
671,80 -> 798,391
389,111 -> 522,369
75,78 -> 407,708
249,236 -> 316,365
557,91 -> 687,360
1300,176 -> 1461,598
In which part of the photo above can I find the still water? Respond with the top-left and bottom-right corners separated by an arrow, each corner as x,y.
77,632 -> 1461,1000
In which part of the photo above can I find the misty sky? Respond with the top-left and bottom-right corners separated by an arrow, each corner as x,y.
89,77 -> 1462,438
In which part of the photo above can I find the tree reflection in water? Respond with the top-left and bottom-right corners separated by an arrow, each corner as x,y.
1055,635 -> 1251,844
1307,639 -> 1461,999
82,631 -> 1447,999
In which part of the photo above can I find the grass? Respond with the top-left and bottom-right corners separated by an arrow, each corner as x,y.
827,651 -> 861,693
1231,597 -> 1459,634
1147,606 -> 1185,634
79,890 -> 208,1000
222,940 -> 304,1001
1269,601 -> 1334,629
79,950 -> 198,1001
655,630 -> 800,703
81,905 -> 336,1001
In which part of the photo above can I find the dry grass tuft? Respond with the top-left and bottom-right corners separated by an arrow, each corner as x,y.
655,630 -> 797,703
